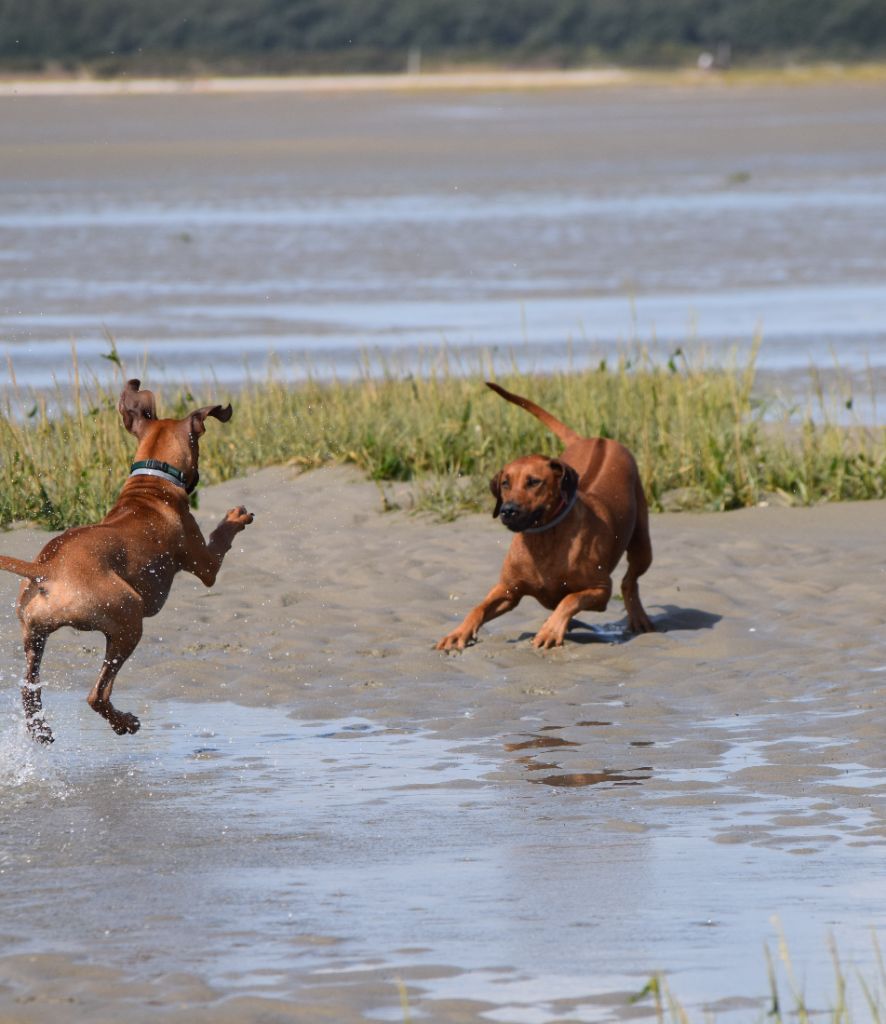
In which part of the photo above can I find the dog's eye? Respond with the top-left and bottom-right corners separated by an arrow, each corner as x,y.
526,477 -> 540,487
502,478 -> 510,490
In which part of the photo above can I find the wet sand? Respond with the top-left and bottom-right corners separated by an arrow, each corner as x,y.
1,465 -> 885,1021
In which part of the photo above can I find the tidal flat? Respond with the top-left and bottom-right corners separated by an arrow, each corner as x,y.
1,80 -> 885,391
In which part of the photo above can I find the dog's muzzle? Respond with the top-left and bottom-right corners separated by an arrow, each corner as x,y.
499,502 -> 545,533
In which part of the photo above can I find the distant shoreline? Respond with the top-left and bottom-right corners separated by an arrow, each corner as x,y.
3,62 -> 886,98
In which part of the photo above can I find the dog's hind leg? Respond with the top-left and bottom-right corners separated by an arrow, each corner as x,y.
621,492 -> 654,634
21,629 -> 53,744
87,624 -> 143,735
87,591 -> 144,736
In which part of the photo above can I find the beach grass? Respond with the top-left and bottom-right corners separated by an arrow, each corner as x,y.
396,926 -> 886,1023
630,927 -> 886,1024
1,346 -> 884,531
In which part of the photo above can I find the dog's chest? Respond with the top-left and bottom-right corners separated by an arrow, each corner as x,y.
133,553 -> 178,615
512,533 -> 611,608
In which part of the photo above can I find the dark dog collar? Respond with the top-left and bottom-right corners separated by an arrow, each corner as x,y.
129,459 -> 198,494
521,489 -> 579,534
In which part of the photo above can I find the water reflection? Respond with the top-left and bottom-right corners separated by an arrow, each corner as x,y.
506,728 -> 653,789
533,768 -> 653,788
505,734 -> 580,751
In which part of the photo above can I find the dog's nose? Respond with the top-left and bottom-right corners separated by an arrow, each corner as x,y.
500,503 -> 521,521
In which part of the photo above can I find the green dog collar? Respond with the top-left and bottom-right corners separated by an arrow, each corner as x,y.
129,459 -> 189,490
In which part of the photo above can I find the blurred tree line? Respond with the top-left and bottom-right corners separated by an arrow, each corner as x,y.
1,0 -> 885,73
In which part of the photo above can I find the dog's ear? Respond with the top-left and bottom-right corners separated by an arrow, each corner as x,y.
118,379 -> 157,437
549,459 -> 578,501
489,471 -> 503,518
188,403 -> 233,439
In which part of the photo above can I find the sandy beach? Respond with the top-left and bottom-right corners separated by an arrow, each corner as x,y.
1,464 -> 884,1021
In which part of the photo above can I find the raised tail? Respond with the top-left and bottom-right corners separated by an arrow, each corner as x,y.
485,382 -> 581,445
0,555 -> 45,581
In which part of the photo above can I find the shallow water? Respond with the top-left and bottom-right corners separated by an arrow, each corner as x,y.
1,85 -> 885,394
2,690 -> 884,1021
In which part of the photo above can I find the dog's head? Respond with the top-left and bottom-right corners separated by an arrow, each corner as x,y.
489,455 -> 578,533
119,379 -> 232,491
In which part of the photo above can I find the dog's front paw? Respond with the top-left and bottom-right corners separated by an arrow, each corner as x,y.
531,624 -> 566,650
225,506 -> 254,530
435,629 -> 474,653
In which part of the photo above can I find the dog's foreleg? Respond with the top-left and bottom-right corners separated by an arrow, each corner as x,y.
532,585 -> 611,649
184,506 -> 254,587
435,583 -> 521,652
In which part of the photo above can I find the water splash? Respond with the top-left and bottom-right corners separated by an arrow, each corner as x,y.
0,685 -> 70,798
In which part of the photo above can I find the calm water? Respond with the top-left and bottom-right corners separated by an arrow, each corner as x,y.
1,84 -> 885,391
1,692 -> 884,1021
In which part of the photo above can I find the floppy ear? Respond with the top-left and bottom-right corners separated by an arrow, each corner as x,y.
489,471 -> 503,518
188,403 -> 233,438
118,379 -> 157,437
549,459 -> 579,501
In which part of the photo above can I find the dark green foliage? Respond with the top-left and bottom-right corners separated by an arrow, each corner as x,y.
1,0 -> 885,72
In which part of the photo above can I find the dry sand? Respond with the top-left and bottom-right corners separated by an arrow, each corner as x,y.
1,465 -> 885,1021
0,68 -> 635,98
2,65 -> 885,99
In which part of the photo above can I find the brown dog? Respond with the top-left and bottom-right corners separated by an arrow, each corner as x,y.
0,380 -> 254,743
436,382 -> 654,651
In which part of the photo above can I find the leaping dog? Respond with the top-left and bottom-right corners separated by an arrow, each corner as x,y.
0,380 -> 254,743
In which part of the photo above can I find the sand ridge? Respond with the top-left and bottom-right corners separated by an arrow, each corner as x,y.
1,463 -> 882,754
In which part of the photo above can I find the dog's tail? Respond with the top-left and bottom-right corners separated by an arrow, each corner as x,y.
0,555 -> 45,581
485,382 -> 581,445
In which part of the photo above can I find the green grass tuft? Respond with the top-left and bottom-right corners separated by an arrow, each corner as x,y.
1,345 -> 884,531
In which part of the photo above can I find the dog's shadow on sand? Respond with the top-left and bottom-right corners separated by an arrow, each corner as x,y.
515,605 -> 721,646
